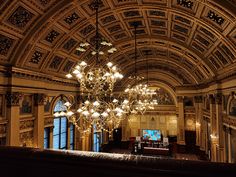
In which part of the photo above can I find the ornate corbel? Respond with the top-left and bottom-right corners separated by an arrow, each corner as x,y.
34,93 -> 46,106
5,92 -> 22,107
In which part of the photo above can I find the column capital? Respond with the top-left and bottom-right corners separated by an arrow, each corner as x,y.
34,93 -> 46,106
177,96 -> 184,103
209,94 -> 215,104
5,92 -> 22,107
215,93 -> 222,104
194,95 -> 203,103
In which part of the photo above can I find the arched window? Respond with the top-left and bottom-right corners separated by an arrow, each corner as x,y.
52,99 -> 75,150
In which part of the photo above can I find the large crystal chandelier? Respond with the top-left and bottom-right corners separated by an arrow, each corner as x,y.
123,23 -> 156,114
66,0 -> 123,95
59,0 -> 125,135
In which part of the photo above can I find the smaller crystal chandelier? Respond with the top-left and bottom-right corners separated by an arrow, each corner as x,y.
66,0 -> 123,95
122,23 -> 156,114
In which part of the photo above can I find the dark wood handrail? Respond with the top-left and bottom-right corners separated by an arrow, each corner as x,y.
0,146 -> 235,177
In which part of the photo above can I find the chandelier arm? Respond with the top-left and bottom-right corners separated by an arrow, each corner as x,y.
134,24 -> 137,85
95,1 -> 100,65
146,50 -> 149,86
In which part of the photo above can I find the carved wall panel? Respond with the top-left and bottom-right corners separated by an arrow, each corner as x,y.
20,120 -> 34,130
20,95 -> 33,115
44,117 -> 54,127
20,131 -> 33,147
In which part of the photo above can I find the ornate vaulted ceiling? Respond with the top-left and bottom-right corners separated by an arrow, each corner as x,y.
0,0 -> 236,89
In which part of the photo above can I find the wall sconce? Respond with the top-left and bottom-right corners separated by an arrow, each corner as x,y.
196,122 -> 201,127
210,134 -> 218,140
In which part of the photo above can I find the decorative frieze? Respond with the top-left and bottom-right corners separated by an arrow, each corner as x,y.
20,120 -> 34,130
5,92 -> 22,107
223,117 -> 236,127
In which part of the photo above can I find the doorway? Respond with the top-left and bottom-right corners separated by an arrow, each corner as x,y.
185,131 -> 196,153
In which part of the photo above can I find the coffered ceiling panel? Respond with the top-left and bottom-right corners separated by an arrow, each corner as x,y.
0,0 -> 235,88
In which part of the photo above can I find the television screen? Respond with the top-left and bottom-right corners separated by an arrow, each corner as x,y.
142,129 -> 161,141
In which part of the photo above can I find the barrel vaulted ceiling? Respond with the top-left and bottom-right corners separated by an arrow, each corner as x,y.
0,0 -> 236,89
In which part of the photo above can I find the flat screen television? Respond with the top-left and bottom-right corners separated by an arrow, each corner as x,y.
142,129 -> 161,141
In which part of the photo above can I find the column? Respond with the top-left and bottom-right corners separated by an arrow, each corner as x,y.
201,118 -> 207,152
49,127 -> 53,148
6,92 -> 22,146
215,93 -> 224,162
194,96 -> 203,147
177,96 -> 185,145
67,123 -> 71,149
33,93 -> 45,149
228,128 -> 232,163
209,94 -> 217,162
121,118 -> 128,142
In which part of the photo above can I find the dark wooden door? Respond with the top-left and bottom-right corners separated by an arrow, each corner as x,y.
185,131 -> 196,153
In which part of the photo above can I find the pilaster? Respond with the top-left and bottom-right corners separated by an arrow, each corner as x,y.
6,92 -> 22,146
215,93 -> 224,162
177,96 -> 185,145
33,93 -> 46,149
194,96 -> 203,147
209,94 -> 217,162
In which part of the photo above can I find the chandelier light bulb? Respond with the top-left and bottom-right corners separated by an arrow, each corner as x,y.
99,51 -> 104,55
64,102 -> 71,107
54,112 -> 60,117
85,100 -> 90,105
104,72 -> 111,77
114,72 -> 121,78
73,69 -> 80,74
112,66 -> 117,71
76,73 -> 83,79
77,108 -> 83,113
66,74 -> 73,78
93,101 -> 100,106
101,112 -> 108,117
75,65 -> 81,70
59,111 -> 66,116
76,47 -> 86,52
91,51 -> 96,55
82,111 -> 89,116
92,112 -> 100,118
107,62 -> 113,67
67,111 -> 74,116
80,61 -> 87,66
